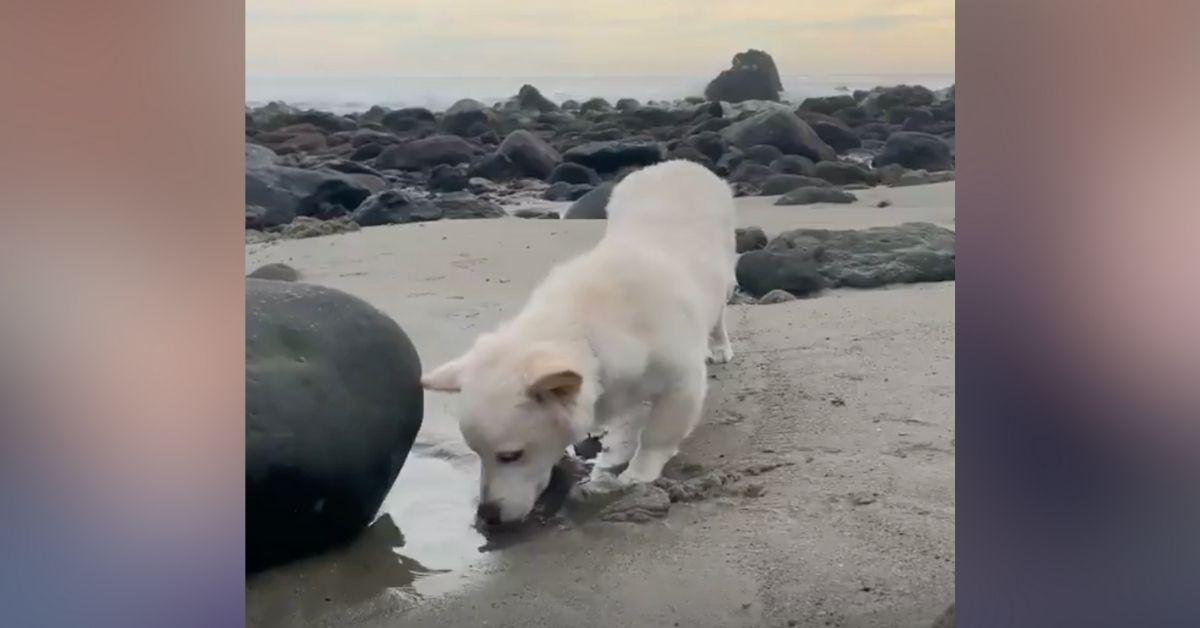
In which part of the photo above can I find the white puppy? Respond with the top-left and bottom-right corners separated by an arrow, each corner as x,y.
421,160 -> 736,525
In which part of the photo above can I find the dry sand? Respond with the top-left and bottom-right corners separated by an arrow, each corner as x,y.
245,182 -> 955,628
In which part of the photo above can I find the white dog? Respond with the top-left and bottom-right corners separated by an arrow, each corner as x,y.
421,160 -> 736,525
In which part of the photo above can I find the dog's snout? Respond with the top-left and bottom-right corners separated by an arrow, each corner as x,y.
476,502 -> 502,526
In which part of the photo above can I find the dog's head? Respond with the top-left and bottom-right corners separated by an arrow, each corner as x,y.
422,334 -> 595,525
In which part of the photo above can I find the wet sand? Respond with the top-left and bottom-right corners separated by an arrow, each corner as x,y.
245,182 -> 955,628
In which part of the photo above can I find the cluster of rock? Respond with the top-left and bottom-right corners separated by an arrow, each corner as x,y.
733,222 -> 956,301
245,49 -> 954,238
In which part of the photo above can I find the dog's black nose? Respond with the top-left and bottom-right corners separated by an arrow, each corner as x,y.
476,502 -> 502,526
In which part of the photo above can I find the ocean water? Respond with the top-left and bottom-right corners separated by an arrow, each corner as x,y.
245,74 -> 955,114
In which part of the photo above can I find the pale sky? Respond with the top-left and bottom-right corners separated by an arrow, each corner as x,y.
246,0 -> 954,77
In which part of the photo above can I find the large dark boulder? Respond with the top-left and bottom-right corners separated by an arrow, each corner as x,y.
245,144 -> 371,227
350,189 -> 441,226
704,49 -> 783,103
563,140 -> 665,173
720,108 -> 836,162
497,130 -> 562,179
875,132 -> 954,171
511,84 -> 559,113
562,182 -> 615,219
246,279 -> 422,572
740,222 -> 955,293
375,135 -> 482,170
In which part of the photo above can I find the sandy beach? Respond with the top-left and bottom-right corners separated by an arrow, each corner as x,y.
245,182 -> 954,627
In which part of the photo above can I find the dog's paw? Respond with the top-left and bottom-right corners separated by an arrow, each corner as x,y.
706,344 -> 734,364
585,468 -> 629,492
615,467 -> 660,486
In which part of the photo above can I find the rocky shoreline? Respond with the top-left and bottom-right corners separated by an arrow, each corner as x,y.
246,49 -> 955,241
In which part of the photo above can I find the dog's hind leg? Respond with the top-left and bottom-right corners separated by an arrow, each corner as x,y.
706,305 -> 734,364
620,364 -> 707,484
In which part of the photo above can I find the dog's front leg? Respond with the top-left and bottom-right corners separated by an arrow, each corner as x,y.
706,304 -> 734,364
589,408 -> 643,480
620,365 -> 707,484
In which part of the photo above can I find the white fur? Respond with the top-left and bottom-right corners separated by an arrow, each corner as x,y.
422,160 -> 737,523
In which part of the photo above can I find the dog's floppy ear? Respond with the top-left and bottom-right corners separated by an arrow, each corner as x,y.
421,354 -> 470,393
525,353 -> 582,403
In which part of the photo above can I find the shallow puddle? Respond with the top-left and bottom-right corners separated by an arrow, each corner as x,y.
246,409 -> 611,627
246,429 -> 497,627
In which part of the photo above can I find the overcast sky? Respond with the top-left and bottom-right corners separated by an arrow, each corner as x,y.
246,0 -> 954,77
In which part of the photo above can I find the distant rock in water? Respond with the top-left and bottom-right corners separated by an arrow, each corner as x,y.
507,84 -> 559,113
704,49 -> 783,103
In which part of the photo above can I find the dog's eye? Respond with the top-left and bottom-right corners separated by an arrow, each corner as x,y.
496,450 -> 524,464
